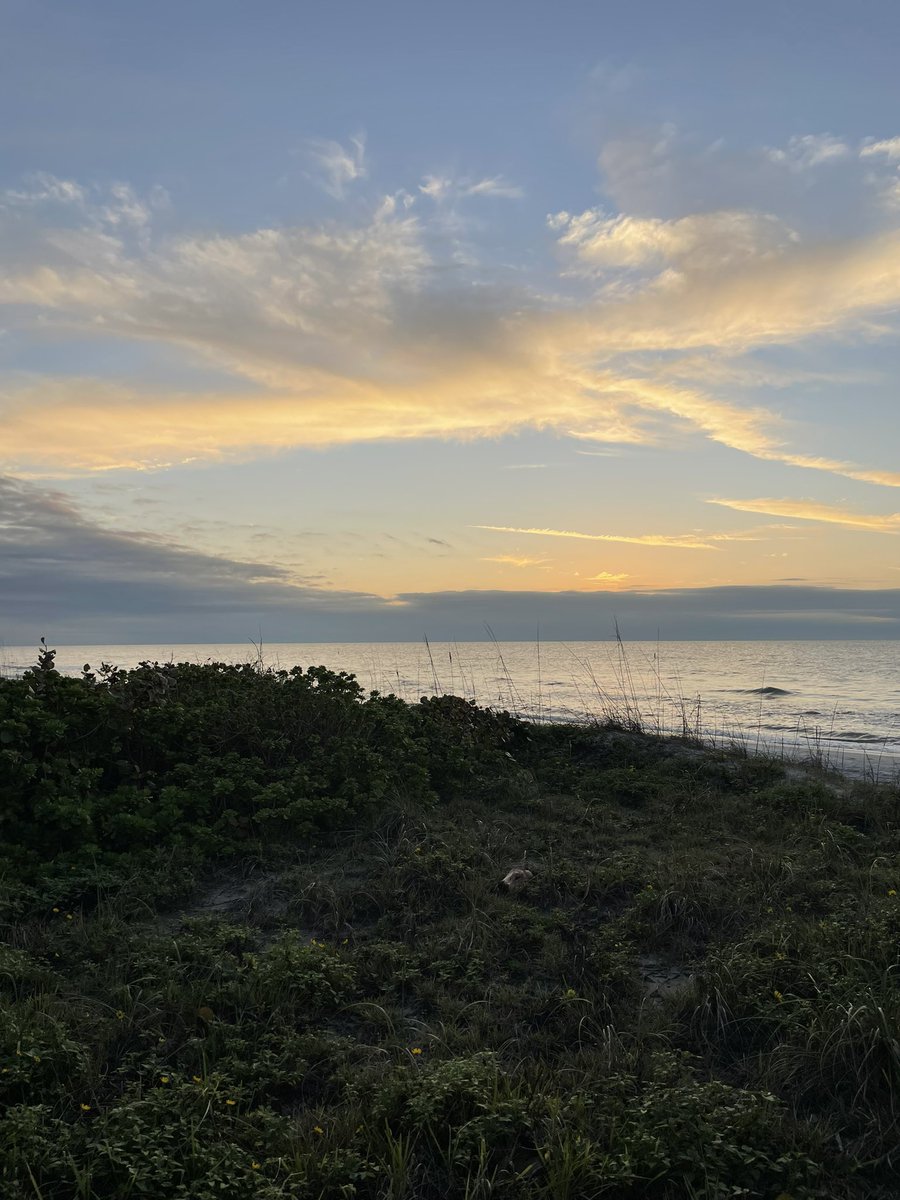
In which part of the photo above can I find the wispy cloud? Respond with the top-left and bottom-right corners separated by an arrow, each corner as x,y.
586,571 -> 629,581
766,133 -> 851,170
1,170 -> 900,495
772,454 -> 900,488
306,135 -> 367,199
1,172 -> 167,239
419,173 -> 523,201
482,554 -> 551,568
474,524 -> 720,550
2,172 -> 89,209
551,207 -> 795,272
463,176 -> 523,199
707,497 -> 900,532
860,137 -> 900,161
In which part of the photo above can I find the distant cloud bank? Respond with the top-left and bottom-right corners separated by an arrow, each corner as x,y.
2,474 -> 897,644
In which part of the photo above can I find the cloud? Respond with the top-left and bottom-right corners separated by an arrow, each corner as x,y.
559,226 -> 900,392
595,126 -> 793,216
0,196 -> 430,396
597,124 -> 684,212
419,174 -> 522,201
766,133 -> 851,171
1,172 -> 900,495
463,176 -> 523,199
707,497 -> 900,532
474,524 -> 720,550
418,175 -> 450,201
589,59 -> 639,94
2,475 -> 897,643
338,584 -> 900,640
586,571 -> 629,581
551,208 -> 795,271
860,137 -> 900,161
595,124 -> 899,228
2,172 -> 88,209
0,472 -> 390,643
1,174 -> 169,245
650,353 -> 880,392
877,178 -> 900,210
306,135 -> 367,199
482,555 -> 551,568
770,454 -> 900,488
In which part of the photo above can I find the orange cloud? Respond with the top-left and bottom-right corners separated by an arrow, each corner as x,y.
474,524 -> 720,550
2,179 -> 900,495
482,555 -> 551,568
707,497 -> 900,532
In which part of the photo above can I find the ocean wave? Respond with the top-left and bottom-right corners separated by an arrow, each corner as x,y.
829,730 -> 893,744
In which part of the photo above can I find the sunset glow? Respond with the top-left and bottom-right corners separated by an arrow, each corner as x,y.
2,1 -> 899,641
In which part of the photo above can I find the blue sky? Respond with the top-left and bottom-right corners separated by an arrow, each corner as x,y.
2,0 -> 900,642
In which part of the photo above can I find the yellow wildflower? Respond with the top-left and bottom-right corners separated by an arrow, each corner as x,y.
888,889 -> 897,897
52,907 -> 60,913
226,1099 -> 237,1106
80,1103 -> 91,1112
160,1075 -> 170,1084
773,990 -> 784,1003
65,913 -> 73,921
251,1161 -> 261,1170
411,1047 -> 423,1055
115,1010 -> 125,1020
313,1125 -> 324,1135
193,1075 -> 203,1083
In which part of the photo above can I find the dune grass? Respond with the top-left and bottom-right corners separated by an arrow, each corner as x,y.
1,650 -> 899,1197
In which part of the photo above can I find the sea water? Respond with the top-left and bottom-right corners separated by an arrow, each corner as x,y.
3,640 -> 899,780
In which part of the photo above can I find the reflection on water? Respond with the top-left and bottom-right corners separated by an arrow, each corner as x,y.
3,639 -> 898,779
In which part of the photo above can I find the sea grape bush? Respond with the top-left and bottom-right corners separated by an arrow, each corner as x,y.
2,657 -> 900,1198
0,649 -> 518,875
5,652 -> 900,1195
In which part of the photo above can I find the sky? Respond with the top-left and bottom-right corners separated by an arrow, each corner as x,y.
2,0 -> 900,643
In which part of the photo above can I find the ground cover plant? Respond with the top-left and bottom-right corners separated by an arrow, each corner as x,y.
1,648 -> 899,1198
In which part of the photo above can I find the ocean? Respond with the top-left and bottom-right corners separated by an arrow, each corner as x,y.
3,639 -> 899,780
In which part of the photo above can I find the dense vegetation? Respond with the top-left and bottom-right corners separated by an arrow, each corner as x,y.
1,648 -> 899,1198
